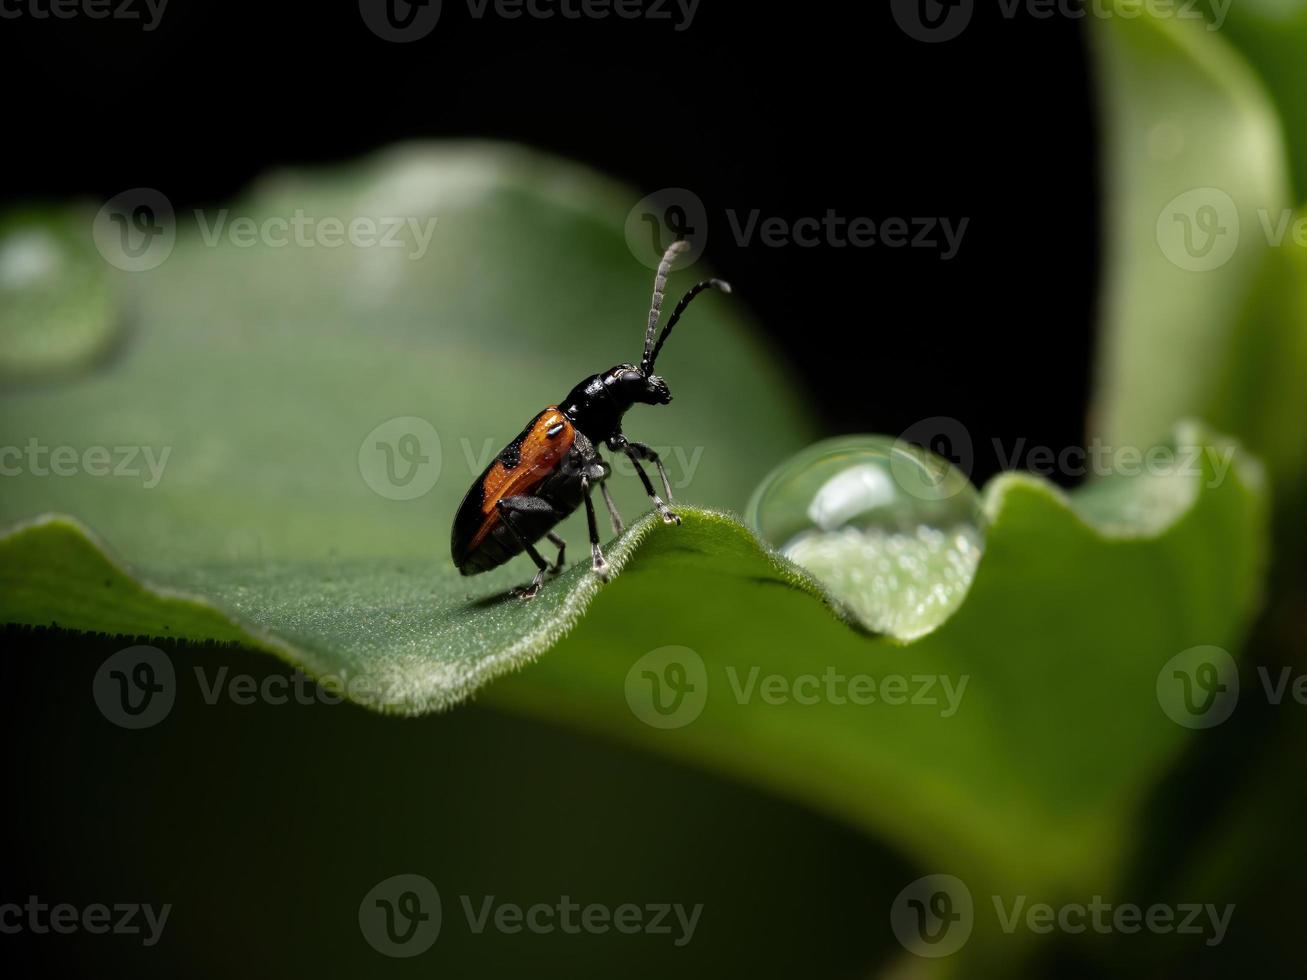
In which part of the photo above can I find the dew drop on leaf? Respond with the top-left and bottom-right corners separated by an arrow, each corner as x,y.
0,208 -> 118,380
745,436 -> 985,639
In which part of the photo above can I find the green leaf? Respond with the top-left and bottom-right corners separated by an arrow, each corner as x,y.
1201,0 -> 1307,199
0,140 -> 814,670
1088,6 -> 1300,477
0,426 -> 1267,897
0,145 -> 1270,903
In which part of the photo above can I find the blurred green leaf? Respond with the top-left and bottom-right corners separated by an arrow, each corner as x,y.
0,146 -> 1269,910
0,428 -> 1267,901
1088,5 -> 1305,484
1203,0 -> 1307,199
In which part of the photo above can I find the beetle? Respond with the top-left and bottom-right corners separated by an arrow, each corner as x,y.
451,239 -> 730,597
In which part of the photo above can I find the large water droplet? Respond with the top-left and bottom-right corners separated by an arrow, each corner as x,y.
0,208 -> 118,380
746,436 -> 984,639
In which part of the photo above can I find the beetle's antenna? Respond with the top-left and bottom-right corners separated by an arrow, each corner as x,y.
643,239 -> 690,370
645,277 -> 732,373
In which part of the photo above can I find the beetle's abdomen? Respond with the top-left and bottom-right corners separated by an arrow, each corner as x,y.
450,407 -> 576,573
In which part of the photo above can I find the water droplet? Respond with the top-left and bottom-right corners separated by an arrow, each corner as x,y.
746,436 -> 985,639
0,207 -> 118,380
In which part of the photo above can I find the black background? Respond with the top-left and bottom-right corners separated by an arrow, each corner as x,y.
2,0 -> 1098,485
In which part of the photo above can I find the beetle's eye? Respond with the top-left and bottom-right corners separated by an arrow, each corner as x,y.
619,370 -> 643,386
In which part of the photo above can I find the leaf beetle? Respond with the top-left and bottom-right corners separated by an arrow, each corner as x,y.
451,240 -> 730,597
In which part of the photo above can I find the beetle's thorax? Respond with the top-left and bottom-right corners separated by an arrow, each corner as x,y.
560,363 -> 671,442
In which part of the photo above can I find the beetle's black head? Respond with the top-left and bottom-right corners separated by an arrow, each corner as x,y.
607,364 -> 672,406
560,241 -> 730,442
560,364 -> 669,441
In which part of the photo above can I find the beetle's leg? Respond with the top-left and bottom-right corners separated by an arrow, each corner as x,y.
545,531 -> 566,574
611,438 -> 679,525
496,496 -> 554,598
588,454 -> 624,534
625,440 -> 676,501
580,474 -> 609,578
599,480 -> 624,535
